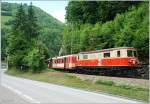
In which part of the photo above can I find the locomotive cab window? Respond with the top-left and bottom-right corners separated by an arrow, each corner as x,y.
104,52 -> 110,58
117,51 -> 120,57
127,50 -> 133,57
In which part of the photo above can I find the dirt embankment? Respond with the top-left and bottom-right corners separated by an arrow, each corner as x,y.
72,73 -> 149,89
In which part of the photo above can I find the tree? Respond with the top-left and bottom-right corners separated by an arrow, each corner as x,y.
7,4 -> 28,69
26,2 -> 40,39
7,3 -> 49,72
7,29 -> 28,69
13,4 -> 27,32
23,2 -> 48,72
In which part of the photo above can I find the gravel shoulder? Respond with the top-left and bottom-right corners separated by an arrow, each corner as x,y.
72,73 -> 149,89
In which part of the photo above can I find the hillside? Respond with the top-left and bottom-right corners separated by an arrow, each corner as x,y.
1,2 -> 65,59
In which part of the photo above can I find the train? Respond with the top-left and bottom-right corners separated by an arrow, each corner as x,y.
47,47 -> 139,74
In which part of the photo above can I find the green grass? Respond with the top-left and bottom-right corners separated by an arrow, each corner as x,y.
6,69 -> 149,102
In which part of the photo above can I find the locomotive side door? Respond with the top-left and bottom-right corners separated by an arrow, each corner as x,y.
98,53 -> 103,66
64,57 -> 66,69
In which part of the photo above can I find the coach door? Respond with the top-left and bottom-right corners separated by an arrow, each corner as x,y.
49,59 -> 52,68
98,53 -> 103,65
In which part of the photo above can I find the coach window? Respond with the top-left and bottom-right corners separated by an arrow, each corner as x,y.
127,50 -> 133,57
104,52 -> 110,58
117,51 -> 120,57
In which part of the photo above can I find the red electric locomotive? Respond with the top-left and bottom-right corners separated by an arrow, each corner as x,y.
47,47 -> 139,71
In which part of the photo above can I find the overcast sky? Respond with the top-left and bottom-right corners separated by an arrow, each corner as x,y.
2,0 -> 69,23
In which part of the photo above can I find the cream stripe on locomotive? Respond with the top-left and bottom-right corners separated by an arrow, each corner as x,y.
56,63 -> 64,68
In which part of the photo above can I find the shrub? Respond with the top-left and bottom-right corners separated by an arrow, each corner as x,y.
95,80 -> 115,86
24,48 -> 46,73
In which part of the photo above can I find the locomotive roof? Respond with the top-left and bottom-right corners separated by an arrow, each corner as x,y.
79,47 -> 135,54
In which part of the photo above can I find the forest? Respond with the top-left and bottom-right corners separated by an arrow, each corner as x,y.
1,2 -> 64,60
1,2 -> 64,72
62,1 -> 149,63
1,1 -> 149,72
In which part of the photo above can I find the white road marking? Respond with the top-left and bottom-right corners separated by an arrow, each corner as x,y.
2,84 -> 40,104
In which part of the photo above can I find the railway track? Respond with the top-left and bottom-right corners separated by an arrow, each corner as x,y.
72,73 -> 149,89
53,65 -> 149,79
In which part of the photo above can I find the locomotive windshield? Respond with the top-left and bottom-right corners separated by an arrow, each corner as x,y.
127,50 -> 137,57
127,50 -> 133,57
133,50 -> 137,57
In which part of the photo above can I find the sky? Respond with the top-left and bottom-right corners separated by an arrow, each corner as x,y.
2,0 -> 69,23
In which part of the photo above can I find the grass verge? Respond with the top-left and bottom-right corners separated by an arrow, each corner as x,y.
6,68 -> 149,102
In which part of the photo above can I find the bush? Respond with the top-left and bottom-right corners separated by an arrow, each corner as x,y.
24,48 -> 46,73
95,80 -> 115,86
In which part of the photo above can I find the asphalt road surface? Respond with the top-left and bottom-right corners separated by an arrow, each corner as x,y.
0,85 -> 29,104
0,64 -> 147,104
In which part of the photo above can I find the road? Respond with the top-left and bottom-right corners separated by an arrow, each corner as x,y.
0,85 -> 29,104
0,64 -> 146,104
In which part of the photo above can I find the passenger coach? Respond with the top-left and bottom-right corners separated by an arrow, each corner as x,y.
49,55 -> 77,69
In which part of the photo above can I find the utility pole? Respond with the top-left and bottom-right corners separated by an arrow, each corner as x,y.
71,25 -> 73,54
